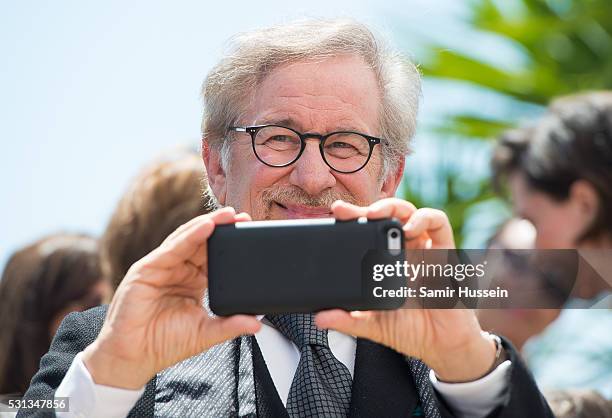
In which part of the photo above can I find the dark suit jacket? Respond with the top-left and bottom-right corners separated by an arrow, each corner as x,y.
18,306 -> 553,417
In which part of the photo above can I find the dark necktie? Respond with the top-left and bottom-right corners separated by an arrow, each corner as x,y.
266,313 -> 353,418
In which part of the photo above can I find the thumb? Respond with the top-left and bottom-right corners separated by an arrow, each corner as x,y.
315,309 -> 380,341
198,315 -> 261,350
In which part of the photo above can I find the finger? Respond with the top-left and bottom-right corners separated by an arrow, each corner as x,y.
366,198 -> 417,223
146,209 -> 237,269
404,208 -> 455,249
315,309 -> 380,340
234,212 -> 252,222
200,315 -> 261,349
138,220 -> 213,270
162,207 -> 236,255
404,235 -> 432,250
162,207 -> 235,244
331,200 -> 368,221
130,257 -> 206,294
190,212 -> 250,269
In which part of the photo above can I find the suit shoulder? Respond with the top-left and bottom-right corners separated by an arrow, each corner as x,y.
54,304 -> 108,346
77,304 -> 109,335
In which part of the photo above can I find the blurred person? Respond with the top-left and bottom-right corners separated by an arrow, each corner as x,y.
19,19 -> 554,418
488,218 -> 536,251
0,234 -> 110,399
100,149 -> 214,290
544,390 -> 612,418
479,218 -> 561,351
492,91 -> 612,253
492,91 -> 612,398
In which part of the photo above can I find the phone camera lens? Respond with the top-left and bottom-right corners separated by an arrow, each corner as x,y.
390,230 -> 399,239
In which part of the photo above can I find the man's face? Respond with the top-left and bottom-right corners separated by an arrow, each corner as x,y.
204,54 -> 403,220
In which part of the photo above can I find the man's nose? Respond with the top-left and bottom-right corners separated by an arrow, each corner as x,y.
289,140 -> 336,196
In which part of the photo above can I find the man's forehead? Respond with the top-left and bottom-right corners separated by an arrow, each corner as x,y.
245,56 -> 380,134
257,56 -> 377,98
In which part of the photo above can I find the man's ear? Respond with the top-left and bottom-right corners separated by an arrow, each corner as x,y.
202,139 -> 227,206
569,180 -> 599,225
379,158 -> 405,199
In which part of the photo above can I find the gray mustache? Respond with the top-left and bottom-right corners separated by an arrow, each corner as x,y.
261,186 -> 360,209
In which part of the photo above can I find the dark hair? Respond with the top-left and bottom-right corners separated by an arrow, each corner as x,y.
492,91 -> 612,243
0,234 -> 102,395
101,151 -> 215,289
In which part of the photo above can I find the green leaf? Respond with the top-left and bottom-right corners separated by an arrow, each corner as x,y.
403,0 -> 612,246
430,115 -> 515,140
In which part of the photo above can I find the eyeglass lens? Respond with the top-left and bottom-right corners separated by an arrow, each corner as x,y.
253,126 -> 371,172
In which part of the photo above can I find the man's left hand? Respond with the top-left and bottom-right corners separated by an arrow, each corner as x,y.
316,198 -> 497,383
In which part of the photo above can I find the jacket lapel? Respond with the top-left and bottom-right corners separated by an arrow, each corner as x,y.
251,336 -> 290,418
349,338 -> 419,418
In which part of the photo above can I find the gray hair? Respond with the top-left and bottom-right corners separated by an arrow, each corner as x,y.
201,18 -> 421,176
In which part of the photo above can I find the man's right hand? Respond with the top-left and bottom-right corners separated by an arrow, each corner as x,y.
82,207 -> 261,389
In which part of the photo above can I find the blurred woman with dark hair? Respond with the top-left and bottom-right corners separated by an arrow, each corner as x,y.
0,234 -> 110,400
493,91 -> 612,251
491,91 -> 612,399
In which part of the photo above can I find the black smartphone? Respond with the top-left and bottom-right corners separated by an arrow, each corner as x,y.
207,217 -> 405,315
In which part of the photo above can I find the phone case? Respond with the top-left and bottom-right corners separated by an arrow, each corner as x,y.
207,217 -> 405,315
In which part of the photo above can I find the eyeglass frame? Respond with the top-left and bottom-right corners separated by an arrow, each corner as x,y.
228,124 -> 383,174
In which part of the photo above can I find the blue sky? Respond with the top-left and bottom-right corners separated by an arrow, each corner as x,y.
0,0 -> 524,270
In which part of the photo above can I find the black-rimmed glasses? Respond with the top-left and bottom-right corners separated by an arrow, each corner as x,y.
228,124 -> 382,174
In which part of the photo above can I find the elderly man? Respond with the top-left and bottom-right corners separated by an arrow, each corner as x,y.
19,19 -> 552,418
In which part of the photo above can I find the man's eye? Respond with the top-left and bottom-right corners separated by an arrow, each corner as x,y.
259,135 -> 300,150
325,142 -> 362,155
329,141 -> 354,149
268,135 -> 294,143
